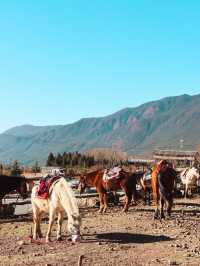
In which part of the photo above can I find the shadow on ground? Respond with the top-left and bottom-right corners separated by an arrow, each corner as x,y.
82,232 -> 172,244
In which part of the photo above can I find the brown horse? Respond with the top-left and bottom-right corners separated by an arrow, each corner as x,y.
78,169 -> 139,213
151,161 -> 177,219
0,175 -> 28,206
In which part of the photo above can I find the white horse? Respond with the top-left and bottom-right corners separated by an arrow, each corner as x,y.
31,177 -> 81,243
180,167 -> 200,197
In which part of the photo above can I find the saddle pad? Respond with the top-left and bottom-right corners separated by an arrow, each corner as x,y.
36,176 -> 61,199
103,167 -> 122,181
143,173 -> 152,181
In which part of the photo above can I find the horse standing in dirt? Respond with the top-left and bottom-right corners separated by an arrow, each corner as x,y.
180,166 -> 200,197
78,168 -> 139,213
31,177 -> 81,243
151,161 -> 177,219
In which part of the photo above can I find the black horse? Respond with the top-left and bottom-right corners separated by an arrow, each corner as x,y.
0,175 -> 28,202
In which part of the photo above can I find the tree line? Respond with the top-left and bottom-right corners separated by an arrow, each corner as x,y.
46,151 -> 117,168
46,152 -> 96,168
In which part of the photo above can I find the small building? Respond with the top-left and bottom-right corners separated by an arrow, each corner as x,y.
153,149 -> 200,168
41,167 -> 65,176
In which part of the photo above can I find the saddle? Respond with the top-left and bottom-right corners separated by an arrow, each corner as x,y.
103,166 -> 122,182
143,169 -> 152,181
37,175 -> 61,199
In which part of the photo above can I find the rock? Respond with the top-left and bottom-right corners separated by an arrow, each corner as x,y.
17,240 -> 25,246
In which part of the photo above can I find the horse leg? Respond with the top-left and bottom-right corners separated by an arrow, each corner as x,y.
189,186 -> 192,197
154,199 -> 160,219
132,186 -> 137,205
57,211 -> 64,241
123,192 -> 131,212
32,207 -> 41,240
185,184 -> 188,198
144,189 -> 147,205
113,191 -> 119,206
103,193 -> 108,213
160,196 -> 165,219
166,193 -> 173,217
37,212 -> 43,238
46,208 -> 56,243
98,192 -> 105,213
33,214 -> 38,240
147,189 -> 151,206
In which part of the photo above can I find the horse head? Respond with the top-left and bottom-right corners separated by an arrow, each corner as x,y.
16,177 -> 28,199
78,174 -> 87,194
68,213 -> 81,242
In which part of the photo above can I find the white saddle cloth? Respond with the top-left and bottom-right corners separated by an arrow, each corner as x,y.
103,166 -> 122,181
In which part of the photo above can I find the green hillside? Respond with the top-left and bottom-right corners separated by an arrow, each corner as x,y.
0,94 -> 200,164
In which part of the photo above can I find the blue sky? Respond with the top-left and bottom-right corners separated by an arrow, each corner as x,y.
0,1 -> 199,133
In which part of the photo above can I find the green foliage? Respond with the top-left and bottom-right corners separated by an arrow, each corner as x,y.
46,152 -> 55,166
46,152 -> 99,168
0,94 -> 200,164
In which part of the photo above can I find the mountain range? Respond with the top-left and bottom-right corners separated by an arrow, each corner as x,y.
1,94 -> 200,165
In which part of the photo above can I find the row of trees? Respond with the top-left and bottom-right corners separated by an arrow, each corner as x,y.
0,149 -> 128,176
46,150 -> 127,168
0,160 -> 41,176
46,152 -> 97,168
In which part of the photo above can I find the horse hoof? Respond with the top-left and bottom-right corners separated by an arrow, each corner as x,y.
57,236 -> 62,241
154,214 -> 159,220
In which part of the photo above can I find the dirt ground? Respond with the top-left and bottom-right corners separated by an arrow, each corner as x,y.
0,198 -> 200,266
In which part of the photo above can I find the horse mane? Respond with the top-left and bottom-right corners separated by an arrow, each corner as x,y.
55,178 -> 80,219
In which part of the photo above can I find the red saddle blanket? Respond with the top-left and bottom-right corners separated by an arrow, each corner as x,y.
37,176 -> 61,199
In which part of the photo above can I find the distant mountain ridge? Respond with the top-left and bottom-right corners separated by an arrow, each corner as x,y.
1,94 -> 200,164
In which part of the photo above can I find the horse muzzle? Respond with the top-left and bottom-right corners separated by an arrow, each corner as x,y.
71,234 -> 81,243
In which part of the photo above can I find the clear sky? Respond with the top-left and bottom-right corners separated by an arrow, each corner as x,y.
0,1 -> 199,133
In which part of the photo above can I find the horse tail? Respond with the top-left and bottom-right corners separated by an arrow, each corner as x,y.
151,167 -> 159,202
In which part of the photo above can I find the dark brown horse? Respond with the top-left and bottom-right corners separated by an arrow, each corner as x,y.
0,175 -> 28,205
78,169 -> 139,213
151,161 -> 177,219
